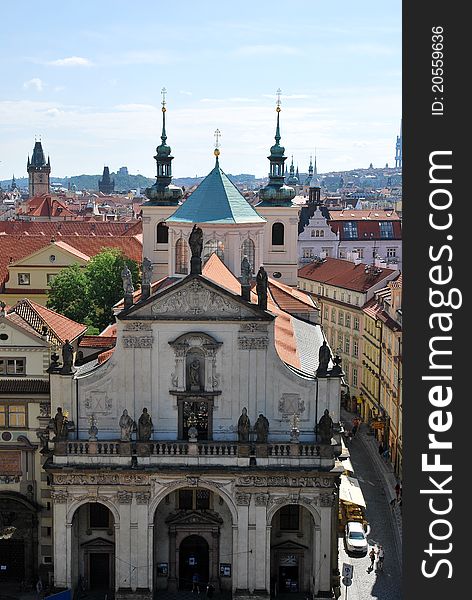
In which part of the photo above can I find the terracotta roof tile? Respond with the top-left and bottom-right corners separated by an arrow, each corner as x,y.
298,257 -> 396,292
10,298 -> 87,343
79,336 -> 116,348
98,347 -> 114,364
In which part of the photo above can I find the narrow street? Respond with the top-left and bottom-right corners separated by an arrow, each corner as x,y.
338,415 -> 402,600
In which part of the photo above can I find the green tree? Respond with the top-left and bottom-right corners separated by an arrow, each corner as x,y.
46,264 -> 90,324
85,248 -> 139,330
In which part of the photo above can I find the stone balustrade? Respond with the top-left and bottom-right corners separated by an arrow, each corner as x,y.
53,438 -> 336,468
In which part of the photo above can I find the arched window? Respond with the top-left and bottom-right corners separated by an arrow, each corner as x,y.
203,239 -> 224,264
272,222 -> 284,246
175,238 -> 189,274
156,222 -> 169,244
240,238 -> 255,273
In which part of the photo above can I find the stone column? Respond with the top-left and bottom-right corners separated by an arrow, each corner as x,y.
235,494 -> 251,591
317,506 -> 332,595
117,492 -> 132,591
168,530 -> 178,591
52,495 -> 68,589
136,492 -> 152,591
254,496 -> 269,592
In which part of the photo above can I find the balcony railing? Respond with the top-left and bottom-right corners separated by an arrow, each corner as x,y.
54,438 -> 336,468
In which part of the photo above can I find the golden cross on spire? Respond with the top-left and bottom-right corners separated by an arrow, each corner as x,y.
161,87 -> 167,112
276,88 -> 282,112
214,128 -> 221,149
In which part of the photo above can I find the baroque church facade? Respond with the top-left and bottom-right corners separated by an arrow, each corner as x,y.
45,95 -> 344,600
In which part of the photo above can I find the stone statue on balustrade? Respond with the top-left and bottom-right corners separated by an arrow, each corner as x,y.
189,224 -> 203,258
61,339 -> 74,374
137,408 -> 153,441
51,407 -> 69,441
254,413 -> 269,443
316,341 -> 332,377
256,266 -> 268,311
317,409 -> 334,444
237,407 -> 251,442
119,409 -> 135,442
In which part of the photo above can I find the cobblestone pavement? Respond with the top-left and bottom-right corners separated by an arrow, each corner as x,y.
338,412 -> 402,600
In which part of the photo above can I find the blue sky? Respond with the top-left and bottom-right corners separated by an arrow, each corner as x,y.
0,0 -> 401,180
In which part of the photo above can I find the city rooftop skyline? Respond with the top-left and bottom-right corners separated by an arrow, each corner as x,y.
0,0 -> 401,181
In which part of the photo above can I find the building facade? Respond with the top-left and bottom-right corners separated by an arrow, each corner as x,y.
298,258 -> 398,412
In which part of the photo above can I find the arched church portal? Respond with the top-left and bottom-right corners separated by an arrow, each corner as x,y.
71,502 -> 115,594
153,487 -> 233,593
270,504 -> 317,595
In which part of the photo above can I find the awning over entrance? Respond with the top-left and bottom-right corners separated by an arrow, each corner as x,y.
339,474 -> 366,508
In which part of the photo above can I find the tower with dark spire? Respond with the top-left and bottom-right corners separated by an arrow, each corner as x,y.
142,88 -> 184,281
258,89 -> 295,205
27,139 -> 51,197
98,166 -> 115,194
145,87 -> 183,205
304,156 -> 314,185
395,119 -> 402,168
256,90 -> 299,286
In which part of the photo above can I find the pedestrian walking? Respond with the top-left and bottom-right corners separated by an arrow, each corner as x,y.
192,572 -> 201,594
206,583 -> 215,598
376,545 -> 385,571
36,578 -> 43,599
368,547 -> 376,571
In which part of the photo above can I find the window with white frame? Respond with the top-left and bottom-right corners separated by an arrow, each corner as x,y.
354,316 -> 360,330
353,340 -> 359,357
345,314 -> 351,328
353,368 -> 358,386
0,357 -> 25,376
18,273 -> 30,285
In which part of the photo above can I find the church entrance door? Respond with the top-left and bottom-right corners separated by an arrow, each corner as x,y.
89,552 -> 111,590
178,535 -> 209,590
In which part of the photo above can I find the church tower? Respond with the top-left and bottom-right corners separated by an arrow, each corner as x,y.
256,90 -> 299,285
27,140 -> 50,197
98,166 -> 115,194
395,119 -> 402,168
142,88 -> 183,281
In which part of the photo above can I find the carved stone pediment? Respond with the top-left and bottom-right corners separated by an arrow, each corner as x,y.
271,540 -> 309,551
80,537 -> 115,549
165,509 -> 223,527
120,276 -> 273,321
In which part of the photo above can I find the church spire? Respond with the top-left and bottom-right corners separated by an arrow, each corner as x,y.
214,128 -> 221,166
395,119 -> 402,168
145,87 -> 183,205
258,89 -> 295,205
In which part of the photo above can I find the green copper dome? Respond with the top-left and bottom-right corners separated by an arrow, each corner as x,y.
167,158 -> 265,224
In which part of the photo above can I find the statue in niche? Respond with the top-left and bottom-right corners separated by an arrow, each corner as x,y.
254,413 -> 269,443
188,224 -> 203,258
237,407 -> 251,442
317,409 -> 334,444
137,408 -> 153,441
316,340 -> 332,376
52,407 -> 69,440
119,409 -> 135,441
256,266 -> 268,310
188,357 -> 202,390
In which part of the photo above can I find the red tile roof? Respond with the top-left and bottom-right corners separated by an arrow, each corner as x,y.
327,210 -> 402,240
98,347 -> 115,364
0,379 -> 50,394
79,335 -> 116,348
0,235 -> 142,286
9,298 -> 87,343
328,209 -> 400,221
22,194 -> 77,218
0,220 -> 141,237
298,257 -> 396,292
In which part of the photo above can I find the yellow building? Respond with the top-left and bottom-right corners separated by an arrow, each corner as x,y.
0,299 -> 86,586
363,276 -> 402,478
298,258 -> 398,411
0,237 -> 142,307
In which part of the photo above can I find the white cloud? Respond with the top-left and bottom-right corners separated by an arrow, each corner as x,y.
233,44 -> 301,57
48,56 -> 93,67
23,78 -> 44,92
113,104 -> 157,112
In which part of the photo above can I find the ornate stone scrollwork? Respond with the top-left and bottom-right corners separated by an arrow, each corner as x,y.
122,336 -> 153,348
136,492 -> 151,505
236,492 -> 251,506
255,494 -> 269,506
238,336 -> 269,350
117,491 -> 133,504
279,394 -> 306,419
51,490 -> 68,503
